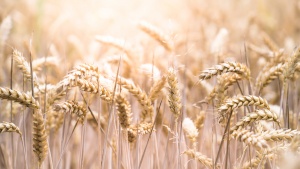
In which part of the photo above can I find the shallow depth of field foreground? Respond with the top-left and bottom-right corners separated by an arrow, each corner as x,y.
1,0 -> 300,169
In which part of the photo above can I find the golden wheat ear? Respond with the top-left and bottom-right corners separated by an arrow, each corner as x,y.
0,122 -> 22,135
32,111 -> 48,167
0,87 -> 39,109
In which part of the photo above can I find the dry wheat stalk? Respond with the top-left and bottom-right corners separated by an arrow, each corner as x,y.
230,109 -> 280,133
182,149 -> 215,168
13,49 -> 40,88
115,76 -> 153,121
54,100 -> 87,123
0,87 -> 39,109
149,75 -> 167,102
231,129 -> 269,149
115,94 -> 132,129
32,111 -> 48,167
167,68 -> 182,123
256,63 -> 284,91
199,62 -> 250,80
0,122 -> 21,135
138,20 -> 173,51
206,73 -> 243,102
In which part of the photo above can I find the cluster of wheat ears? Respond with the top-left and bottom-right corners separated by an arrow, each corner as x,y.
1,0 -> 300,169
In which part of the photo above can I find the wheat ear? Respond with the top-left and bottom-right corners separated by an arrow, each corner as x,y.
284,46 -> 300,80
138,20 -> 173,51
182,149 -> 216,168
167,68 -> 182,124
219,95 -> 270,113
115,94 -> 132,129
127,123 -> 154,143
0,122 -> 22,135
206,73 -> 243,102
54,100 -> 87,123
32,111 -> 48,167
199,62 -> 250,80
148,75 -> 167,102
13,49 -> 40,88
230,109 -> 280,133
0,87 -> 39,109
261,129 -> 300,142
231,129 -> 269,149
95,35 -> 135,59
256,63 -> 284,91
115,76 -> 153,121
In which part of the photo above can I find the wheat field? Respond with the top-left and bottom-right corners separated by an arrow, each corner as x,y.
0,0 -> 300,169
